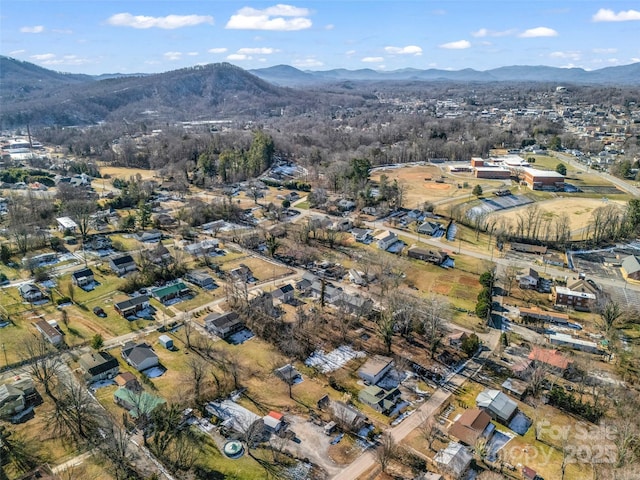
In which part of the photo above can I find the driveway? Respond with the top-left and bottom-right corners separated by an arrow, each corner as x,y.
284,415 -> 343,477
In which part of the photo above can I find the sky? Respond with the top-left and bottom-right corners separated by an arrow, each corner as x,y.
1,1 -> 640,75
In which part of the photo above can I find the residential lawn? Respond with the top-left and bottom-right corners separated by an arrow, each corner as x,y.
294,200 -> 310,209
220,255 -> 292,284
172,286 -> 225,312
196,435 -> 273,479
8,396 -> 81,473
0,321 -> 38,364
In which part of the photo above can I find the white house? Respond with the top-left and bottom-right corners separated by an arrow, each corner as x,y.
56,216 -> 78,232
375,231 -> 398,251
358,355 -> 394,385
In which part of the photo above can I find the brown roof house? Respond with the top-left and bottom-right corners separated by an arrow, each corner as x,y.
528,347 -> 571,373
448,408 -> 493,446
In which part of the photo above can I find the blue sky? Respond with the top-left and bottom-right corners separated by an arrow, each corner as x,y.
2,1 -> 640,75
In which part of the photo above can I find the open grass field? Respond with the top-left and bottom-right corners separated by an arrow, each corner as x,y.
491,196 -> 626,234
370,165 -> 511,208
99,166 -> 158,180
220,254 -> 293,283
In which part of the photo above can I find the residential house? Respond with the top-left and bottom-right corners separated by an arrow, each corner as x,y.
310,279 -> 343,304
56,216 -> 78,232
434,442 -> 473,479
548,332 -> 602,354
567,278 -> 599,296
141,244 -> 172,265
551,286 -> 596,311
518,268 -> 540,290
329,401 -> 367,431
185,271 -> 217,289
206,400 -> 263,434
417,221 -> 443,236
121,342 -> 159,372
71,267 -> 94,288
543,252 -> 566,267
248,289 -> 275,316
448,408 -> 493,446
476,389 -> 518,424
134,230 -> 162,243
351,228 -> 372,243
358,355 -> 394,385
271,284 -> 294,304
114,372 -> 141,392
407,247 -> 450,266
0,384 -> 25,419
518,307 -> 569,326
109,254 -> 137,276
375,231 -> 398,251
335,292 -> 373,315
0,375 -> 37,420
229,264 -> 254,283
358,385 -> 401,414
34,319 -> 62,345
114,387 -> 165,418
501,378 -> 529,400
184,239 -> 220,257
296,271 -> 318,292
275,364 -> 302,385
447,330 -> 470,348
263,411 -> 284,432
114,295 -> 150,318
337,199 -> 356,211
150,281 -> 190,304
19,284 -> 44,302
332,218 -> 353,231
205,311 -> 244,339
621,255 -> 640,281
528,347 -> 571,373
78,351 -> 120,383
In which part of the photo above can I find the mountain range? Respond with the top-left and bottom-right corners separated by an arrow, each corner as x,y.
1,56 -> 639,127
248,62 -> 640,87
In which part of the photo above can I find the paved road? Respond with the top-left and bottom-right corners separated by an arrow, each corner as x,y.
552,151 -> 640,197
331,345 -> 495,480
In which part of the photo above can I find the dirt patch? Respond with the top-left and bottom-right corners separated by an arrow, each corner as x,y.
431,284 -> 451,295
459,276 -> 479,286
424,182 -> 451,190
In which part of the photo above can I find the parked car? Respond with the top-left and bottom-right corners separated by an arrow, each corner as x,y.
93,306 -> 107,317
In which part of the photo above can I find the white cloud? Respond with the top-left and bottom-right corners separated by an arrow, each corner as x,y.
226,4 -> 312,31
107,13 -> 214,29
593,48 -> 617,54
227,53 -> 250,61
345,50 -> 356,56
471,28 -> 515,38
30,53 -> 56,60
432,9 -> 446,16
293,57 -> 323,68
30,53 -> 91,65
632,57 -> 640,63
592,9 -> 640,22
384,45 -> 422,56
20,25 -> 44,33
550,51 -> 581,61
237,47 -> 278,54
9,49 -> 26,55
164,51 -> 183,61
208,48 -> 228,54
439,40 -> 471,49
361,56 -> 384,63
519,27 -> 558,38
187,52 -> 198,56
325,24 -> 334,30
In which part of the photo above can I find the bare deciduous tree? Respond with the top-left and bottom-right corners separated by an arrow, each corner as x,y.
375,432 -> 398,473
21,334 -> 62,401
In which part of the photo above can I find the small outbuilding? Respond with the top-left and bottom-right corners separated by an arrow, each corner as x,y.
158,335 -> 174,350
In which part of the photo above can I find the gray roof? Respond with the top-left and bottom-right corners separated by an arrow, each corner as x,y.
111,254 -> 135,267
122,342 -> 158,368
622,255 -> 640,275
114,295 -> 149,312
476,389 -> 517,421
79,351 -> 119,376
